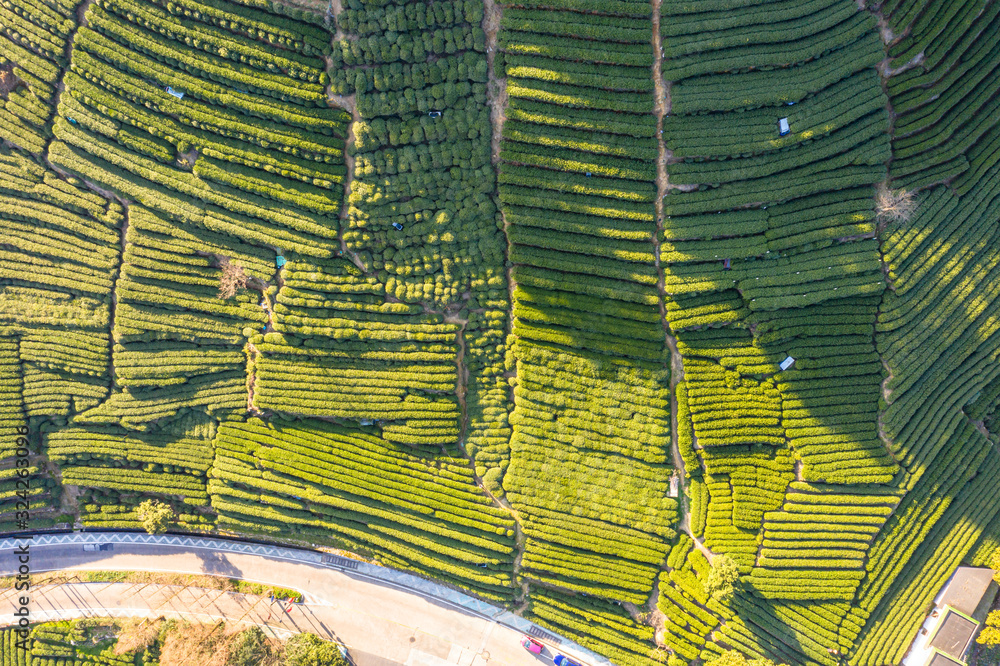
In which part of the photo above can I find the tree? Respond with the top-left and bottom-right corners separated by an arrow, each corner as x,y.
987,549 -> 1000,580
136,499 -> 175,535
219,260 -> 250,299
978,610 -> 1000,645
283,633 -> 348,666
705,554 -> 740,603
228,627 -> 275,665
875,182 -> 917,224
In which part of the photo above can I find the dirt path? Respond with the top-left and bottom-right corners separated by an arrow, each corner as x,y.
690,535 -> 716,562
481,0 -> 518,427
325,0 -> 368,273
244,253 -> 283,414
642,580 -> 669,649
245,340 -> 261,415
647,0 -> 696,640
76,0 -> 93,27
328,88 -> 367,273
447,313 -> 471,448
104,200 -> 128,389
650,0 -> 690,492
244,312 -> 269,417
478,0 -> 526,594
327,0 -> 355,42
66,0 -> 94,63
483,0 -> 515,305
442,308 -> 521,569
483,0 -> 506,166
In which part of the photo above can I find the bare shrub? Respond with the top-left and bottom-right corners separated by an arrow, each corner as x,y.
157,622 -> 284,666
0,64 -> 20,99
114,618 -> 163,655
158,621 -> 231,666
876,183 -> 917,224
218,260 -> 249,299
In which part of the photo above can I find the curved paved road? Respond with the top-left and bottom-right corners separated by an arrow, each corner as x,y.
0,533 -> 608,666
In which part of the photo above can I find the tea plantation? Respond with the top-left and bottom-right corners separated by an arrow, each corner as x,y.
1,0 -> 1000,662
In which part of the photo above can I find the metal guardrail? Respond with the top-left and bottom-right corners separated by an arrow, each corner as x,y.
0,532 -> 325,565
321,553 -> 359,570
527,625 -> 562,645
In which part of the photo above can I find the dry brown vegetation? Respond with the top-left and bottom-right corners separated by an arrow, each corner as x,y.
157,622 -> 285,666
875,182 -> 917,224
0,64 -> 21,99
218,260 -> 250,299
158,621 -> 232,666
114,618 -> 163,655
15,570 -> 230,587
5,570 -> 301,601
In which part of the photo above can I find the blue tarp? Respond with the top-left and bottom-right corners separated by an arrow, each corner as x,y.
276,255 -> 287,268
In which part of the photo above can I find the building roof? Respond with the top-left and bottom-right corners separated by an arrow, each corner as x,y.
971,580 -> 999,623
939,566 -> 995,616
927,608 -> 977,659
927,651 -> 964,666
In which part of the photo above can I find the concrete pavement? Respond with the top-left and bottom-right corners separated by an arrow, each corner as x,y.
0,533 -> 609,666
2,581 -> 495,666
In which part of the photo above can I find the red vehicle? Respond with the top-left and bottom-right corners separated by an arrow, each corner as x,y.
521,637 -> 544,654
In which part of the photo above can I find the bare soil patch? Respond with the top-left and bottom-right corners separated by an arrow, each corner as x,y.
0,63 -> 22,100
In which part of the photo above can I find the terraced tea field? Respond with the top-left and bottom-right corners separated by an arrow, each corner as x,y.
2,0 -> 1000,662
